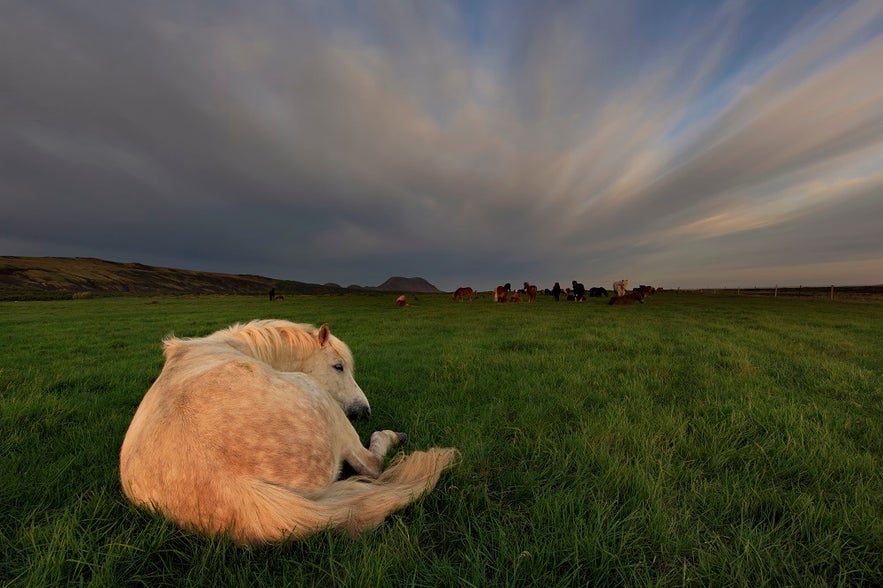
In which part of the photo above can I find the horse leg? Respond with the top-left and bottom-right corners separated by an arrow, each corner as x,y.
343,429 -> 406,478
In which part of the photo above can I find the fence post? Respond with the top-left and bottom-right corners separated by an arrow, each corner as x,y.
774,284 -> 778,297
830,285 -> 834,301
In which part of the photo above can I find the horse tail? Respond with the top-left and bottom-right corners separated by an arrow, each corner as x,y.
223,447 -> 458,544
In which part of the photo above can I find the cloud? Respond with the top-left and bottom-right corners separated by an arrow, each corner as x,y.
1,0 -> 881,288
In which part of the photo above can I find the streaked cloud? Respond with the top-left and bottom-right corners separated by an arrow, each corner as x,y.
1,0 -> 881,289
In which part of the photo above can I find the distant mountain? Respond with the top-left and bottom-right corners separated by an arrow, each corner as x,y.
346,276 -> 441,293
0,256 -> 441,299
371,276 -> 442,293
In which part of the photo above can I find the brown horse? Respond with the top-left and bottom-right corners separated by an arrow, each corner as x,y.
523,282 -> 538,303
452,287 -> 476,302
120,320 -> 457,544
609,291 -> 645,305
395,295 -> 410,307
494,283 -> 511,303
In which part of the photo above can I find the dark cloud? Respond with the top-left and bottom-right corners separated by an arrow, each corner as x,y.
1,0 -> 882,289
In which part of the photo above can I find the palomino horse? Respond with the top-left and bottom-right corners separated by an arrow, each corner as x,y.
120,319 -> 457,544
452,287 -> 476,302
395,295 -> 410,307
523,282 -> 538,303
494,283 -> 511,303
613,279 -> 629,297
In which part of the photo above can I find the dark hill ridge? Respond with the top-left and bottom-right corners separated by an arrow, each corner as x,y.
0,257 -> 440,298
372,276 -> 441,293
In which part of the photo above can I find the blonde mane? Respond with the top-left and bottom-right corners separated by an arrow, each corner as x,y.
163,319 -> 354,372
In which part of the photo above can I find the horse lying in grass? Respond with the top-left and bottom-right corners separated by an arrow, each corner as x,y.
609,291 -> 645,305
120,319 -> 457,544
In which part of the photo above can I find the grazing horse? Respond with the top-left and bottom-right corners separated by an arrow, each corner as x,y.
609,291 -> 645,305
523,282 -> 538,303
551,282 -> 561,302
589,287 -> 608,297
119,319 -> 457,544
274,294 -> 285,301
613,279 -> 629,297
395,295 -> 410,307
494,283 -> 511,303
509,290 -> 522,303
452,287 -> 476,302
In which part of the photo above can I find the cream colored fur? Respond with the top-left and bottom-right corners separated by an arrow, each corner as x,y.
119,319 -> 457,544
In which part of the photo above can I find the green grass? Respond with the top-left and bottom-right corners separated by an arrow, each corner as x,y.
1,292 -> 882,586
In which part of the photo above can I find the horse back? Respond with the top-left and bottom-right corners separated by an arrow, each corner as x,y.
120,345 -> 344,524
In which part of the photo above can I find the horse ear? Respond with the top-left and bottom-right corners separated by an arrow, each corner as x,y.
317,323 -> 331,347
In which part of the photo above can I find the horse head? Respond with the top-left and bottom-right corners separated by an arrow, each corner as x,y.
302,324 -> 371,422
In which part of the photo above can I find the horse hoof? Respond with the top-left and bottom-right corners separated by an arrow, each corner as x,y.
396,432 -> 408,444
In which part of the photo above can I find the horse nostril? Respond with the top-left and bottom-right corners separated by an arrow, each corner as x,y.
347,404 -> 371,422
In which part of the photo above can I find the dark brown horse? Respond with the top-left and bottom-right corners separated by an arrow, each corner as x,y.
609,291 -> 646,305
494,283 -> 511,303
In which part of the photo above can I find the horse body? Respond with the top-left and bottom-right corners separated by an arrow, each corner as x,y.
609,291 -> 645,305
120,320 -> 456,544
396,295 -> 410,307
494,283 -> 511,303
523,282 -> 538,302
613,279 -> 629,297
551,282 -> 561,301
571,281 -> 586,301
452,287 -> 475,301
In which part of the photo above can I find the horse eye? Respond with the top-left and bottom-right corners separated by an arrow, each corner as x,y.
333,362 -> 344,372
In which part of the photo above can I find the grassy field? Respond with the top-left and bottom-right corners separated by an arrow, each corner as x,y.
1,292 -> 882,586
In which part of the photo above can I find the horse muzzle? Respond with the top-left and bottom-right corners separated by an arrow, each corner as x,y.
346,403 -> 371,422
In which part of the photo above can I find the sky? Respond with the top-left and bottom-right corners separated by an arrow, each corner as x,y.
3,0 -> 883,291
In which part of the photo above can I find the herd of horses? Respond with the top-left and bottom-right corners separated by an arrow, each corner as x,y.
449,280 -> 661,306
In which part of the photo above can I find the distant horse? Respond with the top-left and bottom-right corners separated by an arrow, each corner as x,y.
452,287 -> 476,302
119,319 -> 457,544
494,283 -> 511,303
523,282 -> 538,303
571,281 -> 586,301
274,294 -> 285,301
551,282 -> 561,302
609,291 -> 645,305
613,279 -> 629,297
396,295 -> 410,307
589,287 -> 608,297
509,290 -> 522,303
